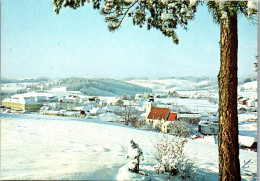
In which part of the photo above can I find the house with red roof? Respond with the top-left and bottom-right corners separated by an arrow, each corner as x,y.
146,107 -> 177,130
145,94 -> 177,131
147,107 -> 170,128
161,112 -> 178,133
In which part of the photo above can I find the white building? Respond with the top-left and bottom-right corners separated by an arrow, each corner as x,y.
198,122 -> 218,135
178,112 -> 201,124
89,107 -> 106,115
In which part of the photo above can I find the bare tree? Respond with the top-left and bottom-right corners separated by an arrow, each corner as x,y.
168,121 -> 192,138
115,105 -> 140,126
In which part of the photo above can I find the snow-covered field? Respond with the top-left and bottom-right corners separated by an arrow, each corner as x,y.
125,78 -> 217,92
126,79 -> 198,92
1,83 -> 29,93
155,97 -> 218,113
1,114 -> 257,180
238,81 -> 258,92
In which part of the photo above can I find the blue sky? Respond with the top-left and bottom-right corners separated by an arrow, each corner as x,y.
1,0 -> 258,79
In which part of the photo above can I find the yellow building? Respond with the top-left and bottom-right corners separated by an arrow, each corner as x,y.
2,98 -> 41,112
142,93 -> 149,98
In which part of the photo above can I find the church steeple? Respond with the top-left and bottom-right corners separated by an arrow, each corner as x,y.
146,94 -> 157,119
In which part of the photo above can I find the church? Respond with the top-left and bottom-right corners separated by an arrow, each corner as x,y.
145,94 -> 177,133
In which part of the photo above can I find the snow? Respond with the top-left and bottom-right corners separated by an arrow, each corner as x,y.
155,97 -> 218,113
1,83 -> 30,93
239,135 -> 256,147
178,113 -> 201,118
48,87 -> 83,97
248,1 -> 258,11
239,121 -> 257,140
116,164 -> 150,181
98,112 -> 122,122
1,113 -> 257,180
125,79 -> 195,92
3,97 -> 40,105
125,78 -> 217,93
161,13 -> 173,20
239,81 -> 257,92
189,0 -> 196,7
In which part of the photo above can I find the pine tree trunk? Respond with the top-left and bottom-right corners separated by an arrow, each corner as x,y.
218,13 -> 241,180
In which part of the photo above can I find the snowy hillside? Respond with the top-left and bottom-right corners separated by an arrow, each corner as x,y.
1,114 -> 257,180
63,77 -> 152,96
125,77 -> 218,93
238,81 -> 257,92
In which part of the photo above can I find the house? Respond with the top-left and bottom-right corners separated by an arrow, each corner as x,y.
66,95 -> 80,103
34,96 -> 48,102
73,105 -> 93,112
115,100 -> 124,106
47,96 -> 59,102
2,97 -> 41,112
88,97 -> 100,104
99,100 -> 107,107
238,98 -> 249,106
145,95 -> 182,132
142,93 -> 149,98
161,112 -> 178,133
239,135 -> 257,152
89,107 -> 106,115
198,121 -> 218,135
60,97 -> 74,104
147,107 -> 171,129
79,97 -> 89,103
178,111 -> 201,124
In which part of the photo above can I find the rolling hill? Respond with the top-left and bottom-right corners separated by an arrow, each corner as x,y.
63,77 -> 152,96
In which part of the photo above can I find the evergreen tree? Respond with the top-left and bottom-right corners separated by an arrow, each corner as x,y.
53,0 -> 257,180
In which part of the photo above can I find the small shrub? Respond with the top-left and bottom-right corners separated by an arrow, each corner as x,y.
131,118 -> 146,128
153,135 -> 198,180
125,139 -> 144,173
168,121 -> 192,138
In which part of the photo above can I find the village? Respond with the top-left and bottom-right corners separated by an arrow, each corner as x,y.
1,79 -> 258,152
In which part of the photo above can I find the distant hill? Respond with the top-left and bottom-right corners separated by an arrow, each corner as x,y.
1,77 -> 50,84
238,74 -> 258,92
125,76 -> 218,92
63,77 -> 152,96
121,77 -> 149,81
239,74 -> 257,84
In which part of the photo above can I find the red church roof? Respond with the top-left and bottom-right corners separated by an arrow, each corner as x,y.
167,112 -> 177,121
148,107 -> 170,120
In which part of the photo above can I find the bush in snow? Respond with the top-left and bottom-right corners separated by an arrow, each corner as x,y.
168,121 -> 192,138
131,118 -> 146,129
117,139 -> 150,180
153,135 -> 198,180
125,139 -> 144,173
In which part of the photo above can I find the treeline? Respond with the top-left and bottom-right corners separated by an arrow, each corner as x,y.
1,77 -> 49,84
63,77 -> 151,96
158,76 -> 217,82
239,74 -> 257,84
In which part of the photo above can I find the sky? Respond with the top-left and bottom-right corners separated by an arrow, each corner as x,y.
1,0 -> 258,79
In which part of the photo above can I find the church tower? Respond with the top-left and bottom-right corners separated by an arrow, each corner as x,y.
146,94 -> 157,119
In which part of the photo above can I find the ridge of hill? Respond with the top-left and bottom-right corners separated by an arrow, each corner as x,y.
62,77 -> 152,96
